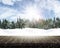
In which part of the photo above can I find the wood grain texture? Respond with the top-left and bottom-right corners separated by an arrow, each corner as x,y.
0,36 -> 60,43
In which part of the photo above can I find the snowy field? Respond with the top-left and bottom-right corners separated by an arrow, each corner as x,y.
0,28 -> 60,36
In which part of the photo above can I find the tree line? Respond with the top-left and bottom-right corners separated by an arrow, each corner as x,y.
0,18 -> 25,29
0,17 -> 60,29
28,17 -> 60,29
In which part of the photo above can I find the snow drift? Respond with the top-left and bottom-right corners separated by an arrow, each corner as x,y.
0,28 -> 60,36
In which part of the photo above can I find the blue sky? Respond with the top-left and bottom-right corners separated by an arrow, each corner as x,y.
0,0 -> 60,21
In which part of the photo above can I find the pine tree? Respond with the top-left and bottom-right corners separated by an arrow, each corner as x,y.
55,17 -> 60,28
0,20 -> 1,28
1,19 -> 9,29
10,21 -> 16,29
16,18 -> 25,28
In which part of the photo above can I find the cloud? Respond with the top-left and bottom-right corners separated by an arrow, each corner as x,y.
35,0 -> 60,18
1,0 -> 14,5
0,7 -> 18,21
52,0 -> 60,18
48,0 -> 60,18
0,0 -> 60,21
0,0 -> 22,5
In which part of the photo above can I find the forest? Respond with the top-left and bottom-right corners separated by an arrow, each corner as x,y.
0,17 -> 60,29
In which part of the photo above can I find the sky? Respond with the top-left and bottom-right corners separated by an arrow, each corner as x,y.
0,0 -> 60,21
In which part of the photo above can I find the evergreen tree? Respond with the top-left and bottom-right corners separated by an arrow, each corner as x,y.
0,20 -> 1,28
10,21 -> 16,29
55,17 -> 60,28
1,19 -> 9,29
16,18 -> 25,28
52,17 -> 56,28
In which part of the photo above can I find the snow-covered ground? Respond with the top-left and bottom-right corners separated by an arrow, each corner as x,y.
0,28 -> 60,36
